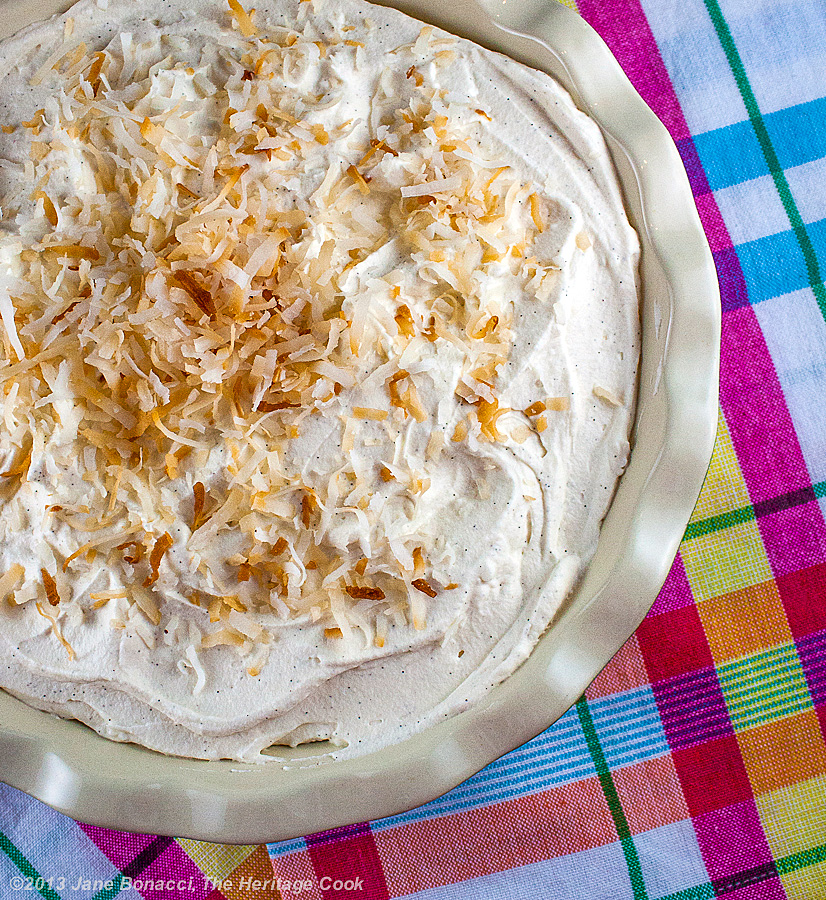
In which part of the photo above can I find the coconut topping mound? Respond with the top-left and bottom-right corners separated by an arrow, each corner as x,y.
0,0 -> 639,761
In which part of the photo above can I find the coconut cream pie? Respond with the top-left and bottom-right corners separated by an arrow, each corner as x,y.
0,0 -> 639,761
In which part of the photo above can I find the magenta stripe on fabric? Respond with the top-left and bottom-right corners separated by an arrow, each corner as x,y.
79,828 -> 213,899
79,827 -> 159,870
757,503 -> 826,577
720,306 -> 814,503
797,630 -> 826,706
648,553 -> 694,616
695,192 -> 734,253
124,844 -> 213,900
693,800 -> 776,880
651,667 -> 734,750
576,0 -> 689,140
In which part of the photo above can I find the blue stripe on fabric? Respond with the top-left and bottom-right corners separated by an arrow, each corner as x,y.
587,688 -> 670,771
736,217 -> 826,304
266,838 -> 307,858
694,95 -> 826,192
694,119 -> 767,192
373,706 -> 597,830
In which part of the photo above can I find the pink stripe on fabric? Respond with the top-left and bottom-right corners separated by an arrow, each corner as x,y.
79,826 -> 156,870
695,192 -> 735,252
717,882 -> 788,900
576,0 -> 690,140
758,503 -> 826,578
648,554 -> 695,616
127,845 -> 212,900
306,824 -> 390,900
79,828 -> 213,900
692,800 -> 774,879
720,306 -> 813,503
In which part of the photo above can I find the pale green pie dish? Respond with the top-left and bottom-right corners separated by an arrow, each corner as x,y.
0,0 -> 720,842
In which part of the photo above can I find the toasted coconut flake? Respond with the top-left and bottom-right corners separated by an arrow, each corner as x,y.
143,532 -> 173,587
529,193 -> 545,232
133,586 -> 162,626
201,628 -> 245,648
547,396 -> 570,411
41,569 -> 60,606
593,385 -> 622,406
86,51 -> 106,96
353,406 -> 388,421
35,602 -> 75,660
525,400 -> 546,417
411,577 -> 437,598
171,270 -> 216,319
476,398 -> 509,442
33,191 -> 58,227
301,492 -> 315,529
117,540 -> 145,565
0,564 -> 25,601
228,0 -> 258,37
346,164 -> 371,195
345,584 -> 385,601
192,482 -> 206,530
90,590 -> 128,601
401,175 -> 461,198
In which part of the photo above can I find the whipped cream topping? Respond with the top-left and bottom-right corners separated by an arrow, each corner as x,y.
0,0 -> 638,761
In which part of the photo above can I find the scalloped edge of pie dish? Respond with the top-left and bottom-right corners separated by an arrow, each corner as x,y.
0,0 -> 720,843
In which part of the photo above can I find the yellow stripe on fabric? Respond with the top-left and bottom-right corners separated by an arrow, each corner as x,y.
556,0 -> 579,9
756,774 -> 826,858
680,518 -> 773,601
176,839 -> 257,884
779,859 -> 826,900
689,410 -> 751,523
718,643 -> 812,731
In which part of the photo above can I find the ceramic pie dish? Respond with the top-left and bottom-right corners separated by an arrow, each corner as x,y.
0,0 -> 720,843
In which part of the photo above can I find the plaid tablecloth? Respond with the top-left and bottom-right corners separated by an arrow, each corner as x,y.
3,0 -> 826,896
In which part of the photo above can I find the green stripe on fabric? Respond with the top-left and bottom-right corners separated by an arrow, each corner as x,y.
575,698 -> 649,900
775,842 -> 826,876
657,842 -> 826,900
684,505 -> 756,540
659,885 -> 716,900
719,641 -> 812,731
684,479 -> 826,542
703,0 -> 826,322
0,830 -> 62,900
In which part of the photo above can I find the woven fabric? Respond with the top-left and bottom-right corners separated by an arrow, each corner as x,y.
3,0 -> 826,896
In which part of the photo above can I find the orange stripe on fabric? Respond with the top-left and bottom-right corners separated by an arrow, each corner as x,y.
372,777 -> 617,895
